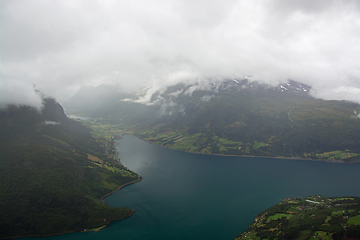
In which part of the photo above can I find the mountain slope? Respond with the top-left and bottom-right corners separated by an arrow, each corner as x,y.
64,79 -> 360,161
0,98 -> 139,239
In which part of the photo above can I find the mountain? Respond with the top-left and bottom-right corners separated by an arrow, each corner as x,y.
64,79 -> 360,161
0,98 -> 139,239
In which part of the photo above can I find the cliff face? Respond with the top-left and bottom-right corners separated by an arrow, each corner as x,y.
42,97 -> 67,122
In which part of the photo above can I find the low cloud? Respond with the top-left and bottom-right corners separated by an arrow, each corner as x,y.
311,86 -> 360,103
0,80 -> 42,109
43,121 -> 60,125
0,0 -> 359,106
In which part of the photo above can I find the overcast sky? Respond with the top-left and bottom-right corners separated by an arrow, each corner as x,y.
1,0 -> 359,108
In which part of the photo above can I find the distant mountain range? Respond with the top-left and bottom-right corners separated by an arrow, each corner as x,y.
0,98 -> 139,239
63,79 -> 360,161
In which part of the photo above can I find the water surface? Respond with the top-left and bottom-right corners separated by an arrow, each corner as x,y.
23,135 -> 360,240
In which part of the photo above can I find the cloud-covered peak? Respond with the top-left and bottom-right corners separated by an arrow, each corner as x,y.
0,81 -> 43,110
1,0 -> 359,106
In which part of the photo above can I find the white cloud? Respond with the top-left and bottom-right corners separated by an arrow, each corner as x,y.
311,86 -> 360,102
0,0 -> 359,106
0,79 -> 42,109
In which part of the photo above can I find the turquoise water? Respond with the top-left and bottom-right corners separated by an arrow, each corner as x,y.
23,135 -> 360,240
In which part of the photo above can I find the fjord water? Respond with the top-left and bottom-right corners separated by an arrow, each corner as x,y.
24,135 -> 360,240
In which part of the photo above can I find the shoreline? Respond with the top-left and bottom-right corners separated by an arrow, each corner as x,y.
101,176 -> 143,202
8,170 -> 143,239
130,134 -> 360,164
101,137 -> 143,202
80,134 -> 143,235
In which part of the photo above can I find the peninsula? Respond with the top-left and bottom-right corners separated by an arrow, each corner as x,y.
235,196 -> 360,240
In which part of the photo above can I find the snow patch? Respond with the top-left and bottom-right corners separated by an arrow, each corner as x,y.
280,85 -> 288,90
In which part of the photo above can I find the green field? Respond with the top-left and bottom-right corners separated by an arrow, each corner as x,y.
130,125 -> 360,161
314,231 -> 332,240
348,215 -> 360,225
316,150 -> 359,161
331,210 -> 344,216
266,213 -> 292,221
296,230 -> 312,240
235,196 -> 360,240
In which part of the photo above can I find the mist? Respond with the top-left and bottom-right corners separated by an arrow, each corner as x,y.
1,0 -> 359,109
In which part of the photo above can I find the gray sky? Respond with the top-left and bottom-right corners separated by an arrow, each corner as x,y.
1,0 -> 359,109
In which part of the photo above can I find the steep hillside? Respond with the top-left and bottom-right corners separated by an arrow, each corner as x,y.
0,98 -> 139,239
64,79 -> 360,161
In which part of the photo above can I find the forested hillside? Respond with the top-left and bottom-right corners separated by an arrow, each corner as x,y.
64,79 -> 360,161
0,98 -> 139,239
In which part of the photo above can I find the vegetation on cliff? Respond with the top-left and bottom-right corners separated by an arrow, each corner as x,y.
0,98 -> 139,239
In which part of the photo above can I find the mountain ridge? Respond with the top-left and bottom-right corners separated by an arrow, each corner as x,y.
63,79 -> 360,161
